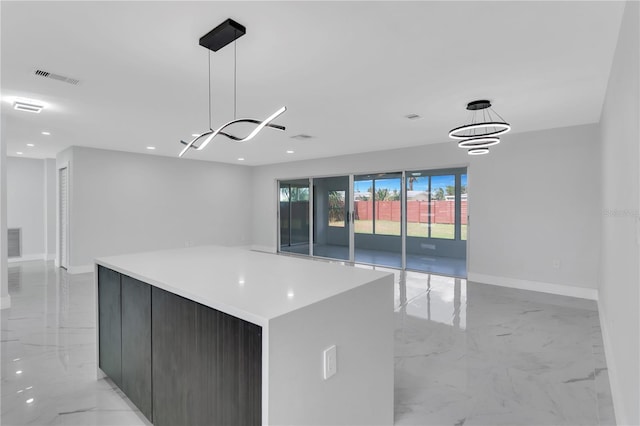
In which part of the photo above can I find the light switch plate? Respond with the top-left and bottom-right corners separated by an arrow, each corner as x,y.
323,345 -> 337,380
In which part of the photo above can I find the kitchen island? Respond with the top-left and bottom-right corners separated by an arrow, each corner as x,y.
94,245 -> 394,426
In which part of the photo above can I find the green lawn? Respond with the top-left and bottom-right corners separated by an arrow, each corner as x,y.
348,220 -> 467,240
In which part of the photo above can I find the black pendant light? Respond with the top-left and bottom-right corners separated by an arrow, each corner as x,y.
179,19 -> 286,158
448,100 -> 510,155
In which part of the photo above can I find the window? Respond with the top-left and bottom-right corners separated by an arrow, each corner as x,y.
354,176 -> 401,235
328,190 -> 345,227
354,179 -> 373,233
374,177 -> 401,236
406,175 -> 429,238
280,187 -> 290,202
430,175 -> 455,239
291,186 -> 309,202
406,170 -> 466,240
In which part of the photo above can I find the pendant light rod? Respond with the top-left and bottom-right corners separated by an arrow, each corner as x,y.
234,38 -> 237,121
208,50 -> 212,130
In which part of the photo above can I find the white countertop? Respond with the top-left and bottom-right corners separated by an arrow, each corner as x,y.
95,245 -> 392,326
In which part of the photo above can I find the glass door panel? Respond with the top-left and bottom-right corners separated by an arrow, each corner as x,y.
312,176 -> 350,260
353,173 -> 402,268
278,179 -> 310,255
405,168 -> 467,277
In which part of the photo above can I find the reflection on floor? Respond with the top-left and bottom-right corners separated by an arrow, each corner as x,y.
2,260 -> 615,426
280,244 -> 467,277
1,261 -> 150,426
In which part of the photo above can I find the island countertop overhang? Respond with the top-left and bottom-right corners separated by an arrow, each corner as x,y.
95,245 -> 393,327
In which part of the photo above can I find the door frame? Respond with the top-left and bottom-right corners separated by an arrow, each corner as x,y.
57,163 -> 70,270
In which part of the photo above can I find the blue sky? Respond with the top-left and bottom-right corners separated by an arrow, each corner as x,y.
354,174 -> 467,193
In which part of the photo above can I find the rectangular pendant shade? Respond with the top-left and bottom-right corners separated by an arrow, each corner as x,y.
199,19 -> 246,52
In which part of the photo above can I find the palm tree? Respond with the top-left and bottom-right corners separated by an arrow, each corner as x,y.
408,176 -> 418,191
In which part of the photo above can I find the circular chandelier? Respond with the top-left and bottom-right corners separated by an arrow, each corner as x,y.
448,100 -> 511,155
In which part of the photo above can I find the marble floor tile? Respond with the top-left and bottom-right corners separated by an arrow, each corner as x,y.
2,260 -> 615,426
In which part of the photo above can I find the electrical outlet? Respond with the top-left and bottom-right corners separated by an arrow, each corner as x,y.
323,345 -> 337,380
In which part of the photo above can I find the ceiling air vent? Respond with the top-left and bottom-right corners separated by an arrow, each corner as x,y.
405,113 -> 421,120
34,69 -> 80,85
290,134 -> 314,140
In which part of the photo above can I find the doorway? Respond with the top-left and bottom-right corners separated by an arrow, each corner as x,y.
58,166 -> 69,269
311,176 -> 350,260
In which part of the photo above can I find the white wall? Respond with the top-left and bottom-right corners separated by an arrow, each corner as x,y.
7,157 -> 46,260
598,1 -> 639,424
58,146 -> 254,272
4,157 -> 56,262
0,1 -> 8,309
252,124 -> 601,298
0,111 -> 9,309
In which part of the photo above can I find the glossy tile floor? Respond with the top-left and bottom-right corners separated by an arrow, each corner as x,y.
2,260 -> 615,425
281,243 -> 467,277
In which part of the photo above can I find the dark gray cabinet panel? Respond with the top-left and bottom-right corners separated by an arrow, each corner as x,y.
152,287 -> 262,426
237,317 -> 262,426
121,275 -> 152,421
218,309 -> 262,426
98,266 -> 122,387
151,287 -> 199,426
99,267 -> 262,426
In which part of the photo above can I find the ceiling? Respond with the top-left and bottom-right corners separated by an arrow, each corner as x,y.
1,1 -> 625,165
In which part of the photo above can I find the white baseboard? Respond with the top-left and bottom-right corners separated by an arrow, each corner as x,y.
8,253 -> 46,263
597,299 -> 626,426
45,253 -> 55,261
1,295 -> 11,309
67,264 -> 94,275
467,272 -> 599,300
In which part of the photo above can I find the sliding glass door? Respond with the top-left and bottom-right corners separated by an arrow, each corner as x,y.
353,172 -> 403,268
276,168 -> 467,278
279,180 -> 310,255
405,168 -> 467,276
312,176 -> 350,260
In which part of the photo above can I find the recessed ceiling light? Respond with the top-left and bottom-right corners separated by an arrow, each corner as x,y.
41,131 -> 50,135
16,152 -> 23,155
13,100 -> 44,113
286,150 -> 294,154
238,157 -> 245,161
146,146 -> 156,150
27,144 -> 35,147
26,398 -> 34,404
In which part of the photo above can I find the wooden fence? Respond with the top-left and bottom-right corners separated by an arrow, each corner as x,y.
354,200 -> 467,225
